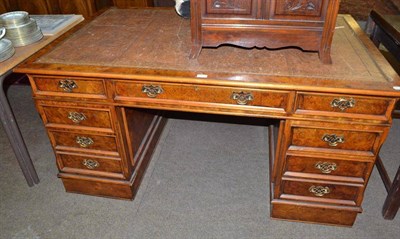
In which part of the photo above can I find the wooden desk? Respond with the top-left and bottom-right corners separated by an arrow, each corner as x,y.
15,8 -> 400,226
0,14 -> 83,187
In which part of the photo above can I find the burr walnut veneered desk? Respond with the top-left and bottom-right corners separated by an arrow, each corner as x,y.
190,0 -> 340,63
15,8 -> 400,226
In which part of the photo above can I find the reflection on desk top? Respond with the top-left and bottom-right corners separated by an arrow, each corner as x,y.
15,8 -> 400,96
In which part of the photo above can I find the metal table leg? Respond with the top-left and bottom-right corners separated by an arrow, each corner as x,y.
0,70 -> 39,186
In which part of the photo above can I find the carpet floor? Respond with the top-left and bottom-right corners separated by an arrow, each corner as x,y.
1,83 -> 399,239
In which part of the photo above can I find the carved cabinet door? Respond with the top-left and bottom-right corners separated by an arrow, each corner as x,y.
204,0 -> 258,18
269,0 -> 329,21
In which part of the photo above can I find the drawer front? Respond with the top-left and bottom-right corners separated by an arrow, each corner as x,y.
49,131 -> 118,153
115,81 -> 289,111
291,127 -> 378,153
57,153 -> 123,175
41,105 -> 112,129
271,201 -> 359,226
295,92 -> 394,118
285,155 -> 371,180
205,0 -> 256,17
282,180 -> 360,202
32,76 -> 106,98
270,0 -> 328,21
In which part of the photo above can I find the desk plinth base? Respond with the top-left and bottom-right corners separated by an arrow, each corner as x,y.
271,200 -> 361,226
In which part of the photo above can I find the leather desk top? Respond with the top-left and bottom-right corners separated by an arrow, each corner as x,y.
16,8 -> 400,96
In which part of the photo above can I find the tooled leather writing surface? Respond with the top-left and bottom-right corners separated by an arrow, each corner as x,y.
37,8 -> 385,83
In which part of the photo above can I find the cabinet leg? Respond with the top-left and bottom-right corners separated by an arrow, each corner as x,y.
319,48 -> 332,64
189,44 -> 202,59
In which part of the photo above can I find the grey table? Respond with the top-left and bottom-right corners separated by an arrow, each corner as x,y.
0,15 -> 83,186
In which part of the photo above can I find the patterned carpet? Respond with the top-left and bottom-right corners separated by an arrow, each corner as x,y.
339,0 -> 400,20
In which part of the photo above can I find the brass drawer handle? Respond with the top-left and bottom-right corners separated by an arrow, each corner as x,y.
315,161 -> 337,174
68,112 -> 87,124
330,98 -> 355,111
231,91 -> 254,105
309,185 -> 331,197
142,85 -> 163,98
82,159 -> 100,169
59,79 -> 78,92
322,134 -> 344,147
76,136 -> 94,147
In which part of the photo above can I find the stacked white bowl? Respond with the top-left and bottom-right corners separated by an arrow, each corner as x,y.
0,27 -> 15,62
0,11 -> 43,47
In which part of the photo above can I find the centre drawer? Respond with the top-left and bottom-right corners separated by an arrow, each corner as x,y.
48,130 -> 119,155
114,81 -> 290,111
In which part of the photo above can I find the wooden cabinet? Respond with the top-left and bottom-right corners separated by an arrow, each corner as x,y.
190,0 -> 340,63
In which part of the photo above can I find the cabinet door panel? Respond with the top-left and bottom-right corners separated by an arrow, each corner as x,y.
204,0 -> 257,18
269,0 -> 328,21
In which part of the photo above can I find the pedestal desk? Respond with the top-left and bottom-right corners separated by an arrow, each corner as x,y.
15,8 -> 400,226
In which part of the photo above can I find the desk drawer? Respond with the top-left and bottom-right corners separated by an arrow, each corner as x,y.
284,155 -> 371,182
40,104 -> 113,129
291,127 -> 378,153
49,130 -> 118,154
114,81 -> 289,110
57,152 -> 123,178
281,179 -> 361,203
295,92 -> 394,119
31,76 -> 106,98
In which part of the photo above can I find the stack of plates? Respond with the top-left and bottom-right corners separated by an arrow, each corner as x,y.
0,11 -> 43,47
0,38 -> 15,62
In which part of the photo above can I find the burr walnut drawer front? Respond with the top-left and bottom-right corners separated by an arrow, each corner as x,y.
48,131 -> 118,155
114,81 -> 290,110
290,126 -> 380,154
295,92 -> 395,119
57,152 -> 123,178
281,179 -> 362,204
39,104 -> 113,129
284,155 -> 372,182
31,76 -> 106,98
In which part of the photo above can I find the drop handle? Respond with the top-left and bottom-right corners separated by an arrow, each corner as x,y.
68,112 -> 87,124
82,159 -> 99,169
142,85 -> 163,98
322,134 -> 344,147
330,98 -> 355,111
315,161 -> 337,174
231,91 -> 254,105
76,136 -> 94,148
309,185 -> 331,197
59,79 -> 77,92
